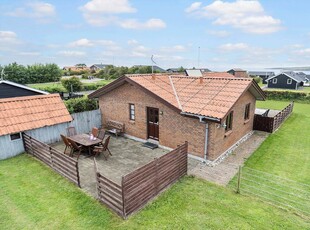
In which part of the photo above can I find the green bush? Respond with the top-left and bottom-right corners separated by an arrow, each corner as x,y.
37,85 -> 65,93
253,76 -> 262,84
82,82 -> 107,91
265,90 -> 310,103
61,77 -> 83,92
64,97 -> 98,114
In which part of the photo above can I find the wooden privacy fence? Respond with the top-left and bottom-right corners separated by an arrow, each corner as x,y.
22,133 -> 80,187
254,102 -> 294,133
94,142 -> 188,218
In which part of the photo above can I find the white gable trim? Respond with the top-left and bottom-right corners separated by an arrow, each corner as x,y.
266,73 -> 299,83
0,80 -> 49,95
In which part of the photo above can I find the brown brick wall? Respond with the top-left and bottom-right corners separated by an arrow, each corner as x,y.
207,90 -> 256,160
99,83 -> 206,157
98,83 -> 256,161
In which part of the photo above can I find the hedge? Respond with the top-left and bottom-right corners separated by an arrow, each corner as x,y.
265,90 -> 310,103
64,97 -> 98,114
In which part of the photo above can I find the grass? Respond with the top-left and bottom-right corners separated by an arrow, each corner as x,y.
229,101 -> 310,216
27,79 -> 113,92
1,154 -> 309,229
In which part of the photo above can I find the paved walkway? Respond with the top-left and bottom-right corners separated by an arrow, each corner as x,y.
188,131 -> 269,186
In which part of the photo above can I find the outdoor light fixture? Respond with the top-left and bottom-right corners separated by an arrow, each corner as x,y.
160,111 -> 164,115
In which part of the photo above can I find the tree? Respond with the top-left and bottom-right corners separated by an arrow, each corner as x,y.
75,63 -> 87,67
61,77 -> 83,92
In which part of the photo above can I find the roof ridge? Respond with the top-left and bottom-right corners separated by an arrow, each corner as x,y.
0,94 -> 59,103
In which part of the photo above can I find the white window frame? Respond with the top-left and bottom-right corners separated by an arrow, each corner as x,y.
272,78 -> 277,84
129,103 -> 135,121
287,78 -> 292,84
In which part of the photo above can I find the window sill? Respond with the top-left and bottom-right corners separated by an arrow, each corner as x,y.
244,119 -> 250,124
129,120 -> 135,124
224,130 -> 232,137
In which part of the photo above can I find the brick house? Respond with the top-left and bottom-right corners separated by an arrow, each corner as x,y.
89,73 -> 265,162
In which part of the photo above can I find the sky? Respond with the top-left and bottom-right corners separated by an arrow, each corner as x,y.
1,0 -> 310,71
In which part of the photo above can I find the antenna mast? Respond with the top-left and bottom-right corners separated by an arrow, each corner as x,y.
151,55 -> 157,74
198,46 -> 200,69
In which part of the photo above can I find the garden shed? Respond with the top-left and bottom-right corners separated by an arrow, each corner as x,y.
0,94 -> 72,160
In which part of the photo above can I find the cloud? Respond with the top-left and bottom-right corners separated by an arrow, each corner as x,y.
160,45 -> 187,53
81,0 -> 136,14
208,30 -> 230,37
68,38 -> 119,50
185,2 -> 202,13
127,39 -> 139,45
80,0 -> 166,29
69,38 -> 94,47
186,0 -> 282,34
58,51 -> 86,57
7,1 -> 56,22
119,18 -> 166,29
0,31 -> 18,43
219,43 -> 249,52
19,52 -> 40,56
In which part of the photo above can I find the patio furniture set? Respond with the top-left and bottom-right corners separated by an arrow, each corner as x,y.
60,127 -> 112,160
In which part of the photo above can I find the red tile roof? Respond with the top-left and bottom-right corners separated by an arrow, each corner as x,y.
90,73 -> 265,121
0,94 -> 72,136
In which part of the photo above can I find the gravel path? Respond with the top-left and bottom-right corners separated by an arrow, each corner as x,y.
188,131 -> 269,186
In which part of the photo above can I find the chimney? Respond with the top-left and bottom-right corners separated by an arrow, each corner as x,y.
199,77 -> 203,84
152,74 -> 156,80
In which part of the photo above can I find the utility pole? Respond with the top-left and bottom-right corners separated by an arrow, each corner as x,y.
151,55 -> 157,74
0,69 -> 5,80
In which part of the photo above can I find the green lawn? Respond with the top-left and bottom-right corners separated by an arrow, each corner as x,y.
27,79 -> 112,92
229,101 -> 310,217
263,87 -> 310,93
0,154 -> 308,229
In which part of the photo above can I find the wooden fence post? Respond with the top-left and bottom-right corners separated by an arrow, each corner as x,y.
237,166 -> 242,194
121,177 -> 126,219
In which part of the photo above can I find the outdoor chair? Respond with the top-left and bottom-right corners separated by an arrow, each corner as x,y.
60,134 -> 72,155
66,126 -> 77,137
67,138 -> 82,160
92,127 -> 99,137
96,128 -> 106,146
93,136 -> 112,160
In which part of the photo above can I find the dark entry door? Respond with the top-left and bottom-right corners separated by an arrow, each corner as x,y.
147,107 -> 159,140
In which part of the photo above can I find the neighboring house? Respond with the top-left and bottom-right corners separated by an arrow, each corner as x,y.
267,72 -> 306,89
202,72 -> 235,78
0,80 -> 48,99
295,72 -> 310,85
248,71 -> 275,84
167,68 -> 211,73
166,68 -> 181,73
132,65 -> 166,73
0,94 -> 72,160
90,64 -> 111,72
227,68 -> 249,78
89,73 -> 265,162
63,66 -> 90,72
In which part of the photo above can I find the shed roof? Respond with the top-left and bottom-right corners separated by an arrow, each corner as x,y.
0,94 -> 72,136
0,80 -> 49,95
90,73 -> 265,122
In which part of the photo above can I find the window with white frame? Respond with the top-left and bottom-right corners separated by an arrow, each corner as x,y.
272,78 -> 277,84
287,78 -> 292,84
129,103 -> 135,121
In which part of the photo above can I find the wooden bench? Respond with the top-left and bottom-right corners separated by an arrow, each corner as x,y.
106,120 -> 125,137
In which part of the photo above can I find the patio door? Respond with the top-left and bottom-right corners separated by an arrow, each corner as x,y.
147,107 -> 159,140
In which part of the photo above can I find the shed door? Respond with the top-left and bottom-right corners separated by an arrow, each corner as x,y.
147,107 -> 159,140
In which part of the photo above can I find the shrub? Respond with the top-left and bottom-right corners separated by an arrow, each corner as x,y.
253,76 -> 262,84
82,82 -> 107,91
64,97 -> 98,114
265,90 -> 310,103
61,77 -> 83,92
37,85 -> 65,93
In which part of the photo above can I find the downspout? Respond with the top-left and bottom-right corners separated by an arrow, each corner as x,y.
198,116 -> 208,162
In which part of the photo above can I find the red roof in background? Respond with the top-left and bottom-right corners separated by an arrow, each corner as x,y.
0,94 -> 72,136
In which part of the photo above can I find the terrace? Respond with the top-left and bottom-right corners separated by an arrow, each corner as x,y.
51,135 -> 169,197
